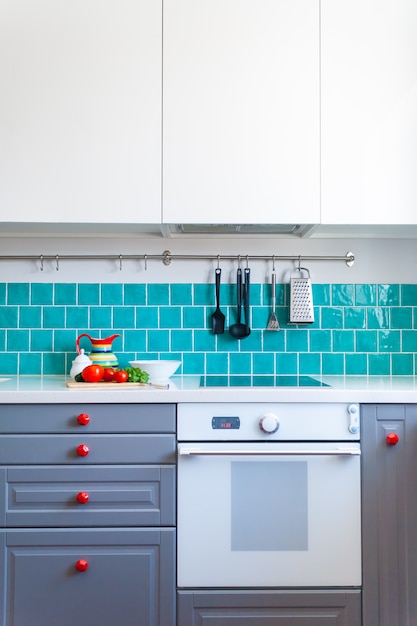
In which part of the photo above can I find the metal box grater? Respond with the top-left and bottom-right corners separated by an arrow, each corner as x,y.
289,268 -> 314,323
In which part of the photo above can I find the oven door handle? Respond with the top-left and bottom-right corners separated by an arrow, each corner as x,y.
179,448 -> 361,456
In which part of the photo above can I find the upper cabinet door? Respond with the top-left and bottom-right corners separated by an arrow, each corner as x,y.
321,0 -> 417,225
0,0 -> 162,224
163,0 -> 320,225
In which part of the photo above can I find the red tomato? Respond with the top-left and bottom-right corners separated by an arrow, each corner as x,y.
114,369 -> 128,383
81,364 -> 104,383
103,367 -> 116,382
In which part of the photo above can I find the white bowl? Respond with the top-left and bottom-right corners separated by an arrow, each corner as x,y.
129,360 -> 181,381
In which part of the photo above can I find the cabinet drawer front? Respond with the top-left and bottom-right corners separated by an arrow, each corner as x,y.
5,465 -> 175,527
0,403 -> 176,433
0,434 -> 176,464
2,528 -> 175,626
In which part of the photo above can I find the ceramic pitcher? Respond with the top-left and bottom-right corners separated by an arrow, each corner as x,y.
76,333 -> 120,368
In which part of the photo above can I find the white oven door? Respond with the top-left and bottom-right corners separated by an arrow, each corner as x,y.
177,442 -> 361,587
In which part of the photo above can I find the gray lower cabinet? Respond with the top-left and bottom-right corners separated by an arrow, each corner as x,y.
177,590 -> 362,625
361,404 -> 417,626
0,403 -> 176,626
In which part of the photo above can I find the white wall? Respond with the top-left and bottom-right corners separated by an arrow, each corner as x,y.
0,235 -> 415,285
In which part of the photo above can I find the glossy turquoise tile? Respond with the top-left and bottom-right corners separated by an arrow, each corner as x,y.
332,284 -> 354,306
312,284 -> 330,306
43,306 -> 65,329
66,306 -> 89,329
183,306 -> 206,329
230,352 -> 251,374
54,330 -> 76,352
263,329 -> 285,352
194,283 -> 214,306
401,284 -> 417,306
249,283 -> 261,306
194,330 -> 216,352
391,307 -> 412,329
253,352 -> 274,374
206,352 -> 229,374
31,283 -> 53,305
20,306 -> 42,328
217,331 -> 240,352
322,353 -> 344,375
0,284 -> 6,305
391,353 -> 413,375
378,284 -> 399,306
7,329 -> 29,352
90,306 -> 112,329
123,330 -> 146,354
368,354 -> 391,375
355,284 -> 376,306
0,330 -> 5,351
101,283 -> 123,306
182,352 -> 204,375
43,352 -> 65,375
54,283 -> 76,305
310,330 -> 331,352
299,353 -> 321,374
345,353 -> 367,375
78,283 -> 100,305
356,330 -> 377,352
147,283 -> 169,305
124,284 -> 146,305
7,283 -> 29,305
367,307 -> 389,329
321,307 -> 343,328
31,330 -> 53,352
171,329 -> 193,352
147,329 -> 169,352
333,330 -> 354,352
170,284 -> 192,305
239,330 -> 263,352
136,306 -> 158,329
0,306 -> 18,329
160,306 -> 182,329
251,306 -> 267,329
262,283 -> 285,306
1,353 -> 18,374
287,329 -> 308,352
113,306 -> 135,329
19,352 -> 42,375
344,308 -> 366,329
276,352 -> 297,374
379,330 -> 400,352
402,330 -> 417,353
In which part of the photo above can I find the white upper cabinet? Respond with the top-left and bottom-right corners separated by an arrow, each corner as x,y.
162,0 -> 320,225
0,0 -> 162,224
321,0 -> 417,225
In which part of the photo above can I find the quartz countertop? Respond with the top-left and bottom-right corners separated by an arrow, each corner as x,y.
0,375 -> 417,404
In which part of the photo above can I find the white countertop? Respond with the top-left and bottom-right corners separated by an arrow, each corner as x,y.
0,375 -> 417,404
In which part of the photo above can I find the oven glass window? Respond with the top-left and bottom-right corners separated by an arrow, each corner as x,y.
231,461 -> 308,551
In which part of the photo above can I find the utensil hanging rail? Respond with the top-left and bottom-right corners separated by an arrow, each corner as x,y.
0,250 -> 355,267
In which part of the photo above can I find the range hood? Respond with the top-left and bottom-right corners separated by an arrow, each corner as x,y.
161,223 -> 317,238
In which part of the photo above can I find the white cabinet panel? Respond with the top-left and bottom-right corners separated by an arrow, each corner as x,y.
321,0 -> 417,225
0,0 -> 162,223
163,0 -> 320,225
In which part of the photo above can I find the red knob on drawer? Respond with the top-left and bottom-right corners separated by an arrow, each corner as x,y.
386,432 -> 399,445
75,559 -> 89,572
76,491 -> 89,504
76,444 -> 89,457
77,413 -> 90,426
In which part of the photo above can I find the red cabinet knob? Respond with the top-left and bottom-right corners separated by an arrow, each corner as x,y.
76,444 -> 89,457
77,413 -> 90,426
76,491 -> 89,504
386,432 -> 399,445
75,559 -> 89,572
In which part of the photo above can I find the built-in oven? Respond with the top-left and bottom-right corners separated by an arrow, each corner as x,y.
177,402 -> 361,588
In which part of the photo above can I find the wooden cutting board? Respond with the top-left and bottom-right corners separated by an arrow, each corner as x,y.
66,381 -> 166,389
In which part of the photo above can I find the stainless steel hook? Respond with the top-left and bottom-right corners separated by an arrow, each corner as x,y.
144,254 -> 148,271
119,254 -> 123,271
272,254 -> 275,272
39,255 -> 44,271
55,255 -> 59,271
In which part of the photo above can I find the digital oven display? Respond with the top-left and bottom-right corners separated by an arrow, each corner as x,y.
212,416 -> 240,430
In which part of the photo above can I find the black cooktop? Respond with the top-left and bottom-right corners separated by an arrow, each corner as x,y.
200,375 -> 331,388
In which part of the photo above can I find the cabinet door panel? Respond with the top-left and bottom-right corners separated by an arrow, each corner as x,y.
321,0 -> 417,224
163,0 -> 320,225
1,528 -> 175,626
0,0 -> 162,224
5,465 -> 175,527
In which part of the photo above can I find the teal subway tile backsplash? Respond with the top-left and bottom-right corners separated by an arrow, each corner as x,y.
0,282 -> 417,377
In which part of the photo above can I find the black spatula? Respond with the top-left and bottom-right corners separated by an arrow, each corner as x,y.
211,268 -> 225,334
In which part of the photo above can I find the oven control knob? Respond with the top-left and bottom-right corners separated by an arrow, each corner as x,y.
259,413 -> 280,434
